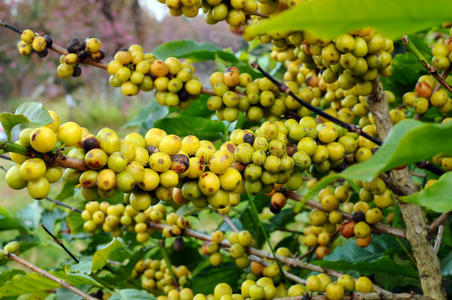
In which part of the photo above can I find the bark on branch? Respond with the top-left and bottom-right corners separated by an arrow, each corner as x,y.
367,78 -> 446,300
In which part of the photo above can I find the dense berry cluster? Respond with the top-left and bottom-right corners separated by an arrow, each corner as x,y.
431,29 -> 452,71
132,259 -> 192,294
17,29 -> 53,57
108,46 -> 202,101
57,37 -> 105,78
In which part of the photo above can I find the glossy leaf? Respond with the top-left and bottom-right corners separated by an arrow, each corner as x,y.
0,272 -> 59,297
56,182 -> 76,201
123,101 -> 168,132
0,113 -> 28,141
298,119 -> 452,210
0,206 -> 24,231
154,115 -> 226,140
0,102 -> 52,141
66,211 -> 84,234
246,0 -> 452,39
17,201 -> 42,229
153,40 -> 237,62
92,238 -> 123,272
190,263 -> 242,294
15,102 -> 52,125
401,172 -> 452,213
314,235 -> 418,278
109,289 -> 156,300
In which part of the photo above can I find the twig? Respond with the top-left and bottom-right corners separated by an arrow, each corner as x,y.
0,19 -> 22,34
429,210 -> 452,233
159,239 -> 179,289
433,225 -> 444,254
40,223 -> 79,263
296,246 -> 316,260
0,141 -> 87,171
285,190 -> 406,239
45,197 -> 82,213
147,221 -> 397,298
0,154 -> 12,161
0,249 -> 97,300
250,61 -> 382,146
219,213 -> 239,232
402,35 -> 452,94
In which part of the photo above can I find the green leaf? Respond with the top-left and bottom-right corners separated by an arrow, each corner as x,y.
441,252 -> 452,276
190,263 -> 242,294
15,102 -> 52,125
153,40 -> 237,62
92,238 -> 123,272
314,235 -> 418,278
66,211 -> 85,234
56,182 -> 76,201
69,257 -> 93,274
178,94 -> 214,118
0,272 -> 59,297
52,271 -> 103,287
0,270 -> 25,286
154,116 -> 225,140
123,101 -> 169,130
0,102 -> 52,141
246,0 -> 452,39
17,201 -> 43,229
0,206 -> 24,231
0,113 -> 29,141
109,289 -> 156,300
264,208 -> 294,232
401,172 -> 452,213
299,119 -> 452,210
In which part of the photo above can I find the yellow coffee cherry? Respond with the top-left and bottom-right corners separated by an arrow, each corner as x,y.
20,158 -> 46,181
58,122 -> 82,146
27,177 -> 50,199
159,134 -> 182,155
30,127 -> 57,153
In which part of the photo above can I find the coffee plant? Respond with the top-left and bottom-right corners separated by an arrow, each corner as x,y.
0,0 -> 452,299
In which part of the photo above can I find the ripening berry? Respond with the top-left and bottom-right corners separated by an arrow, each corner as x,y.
57,63 -> 74,78
207,189 -> 229,209
130,192 -> 152,211
6,164 -> 27,190
356,276 -> 373,293
44,166 -> 62,183
32,36 -> 47,52
85,148 -> 108,170
17,41 -> 32,55
185,79 -> 202,95
288,284 -> 306,297
4,241 -> 20,254
20,158 -> 46,181
306,275 -> 321,291
27,177 -> 50,199
159,134 -> 182,155
21,29 -> 35,43
97,169 -> 116,191
58,122 -> 81,146
30,127 -> 57,153
86,37 -> 101,53
326,282 -> 345,300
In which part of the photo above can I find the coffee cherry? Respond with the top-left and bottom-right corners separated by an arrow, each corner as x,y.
20,158 -> 46,181
85,148 -> 108,170
354,221 -> 371,238
58,122 -> 82,146
32,36 -> 47,52
97,169 -> 116,191
6,165 -> 27,190
356,276 -> 373,293
306,275 -> 321,291
4,241 -> 20,254
130,192 -> 152,211
27,177 -> 50,199
326,282 -> 344,300
29,127 -> 57,153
